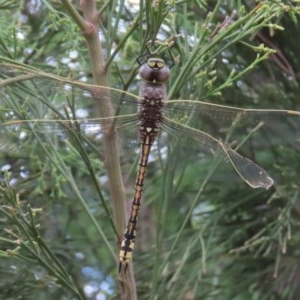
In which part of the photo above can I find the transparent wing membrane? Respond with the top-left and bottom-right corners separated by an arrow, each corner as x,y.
1,64 -> 300,189
162,118 -> 274,189
165,100 -> 300,147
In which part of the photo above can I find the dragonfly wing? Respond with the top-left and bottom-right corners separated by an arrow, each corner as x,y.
165,100 -> 300,149
0,64 -> 142,158
0,64 -> 140,123
163,117 -> 274,189
221,145 -> 274,189
0,65 -> 140,136
0,115 -> 138,135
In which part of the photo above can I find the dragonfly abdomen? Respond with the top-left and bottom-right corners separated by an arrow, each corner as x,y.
119,128 -> 158,272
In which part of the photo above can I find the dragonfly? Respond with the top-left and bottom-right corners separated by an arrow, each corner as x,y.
0,60 -> 300,272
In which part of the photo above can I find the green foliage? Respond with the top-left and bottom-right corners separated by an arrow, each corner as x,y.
0,0 -> 300,299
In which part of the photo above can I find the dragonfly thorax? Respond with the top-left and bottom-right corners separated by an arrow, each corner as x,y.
138,81 -> 166,131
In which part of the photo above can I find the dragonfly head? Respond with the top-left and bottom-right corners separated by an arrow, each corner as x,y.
139,58 -> 170,83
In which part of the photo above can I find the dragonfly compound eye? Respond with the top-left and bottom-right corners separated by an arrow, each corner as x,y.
139,58 -> 170,83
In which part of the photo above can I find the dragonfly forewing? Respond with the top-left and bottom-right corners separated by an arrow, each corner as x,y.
165,100 -> 300,148
0,65 -> 143,141
0,64 -> 140,121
